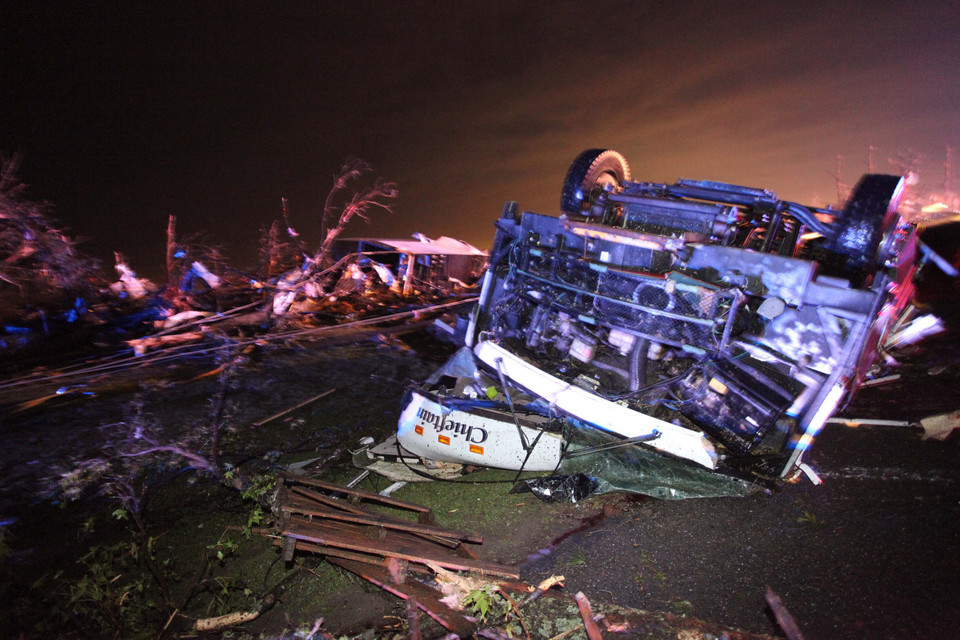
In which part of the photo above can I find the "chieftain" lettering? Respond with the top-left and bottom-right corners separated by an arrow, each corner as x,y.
417,407 -> 488,444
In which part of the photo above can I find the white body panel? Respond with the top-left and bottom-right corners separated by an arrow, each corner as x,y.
397,390 -> 563,471
474,340 -> 718,469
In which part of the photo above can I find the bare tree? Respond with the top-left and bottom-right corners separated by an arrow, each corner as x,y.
256,218 -> 299,281
269,159 -> 398,317
313,158 -> 398,273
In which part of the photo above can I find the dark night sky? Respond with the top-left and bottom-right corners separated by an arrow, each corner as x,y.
2,1 -> 958,278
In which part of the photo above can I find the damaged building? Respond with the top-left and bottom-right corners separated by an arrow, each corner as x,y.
340,235 -> 487,296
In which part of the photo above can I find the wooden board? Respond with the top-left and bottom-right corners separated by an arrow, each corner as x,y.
327,557 -> 477,637
282,491 -> 482,544
280,472 -> 435,523
283,519 -> 518,579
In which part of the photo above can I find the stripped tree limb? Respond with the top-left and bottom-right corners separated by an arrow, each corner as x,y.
765,586 -> 805,640
574,591 -> 603,640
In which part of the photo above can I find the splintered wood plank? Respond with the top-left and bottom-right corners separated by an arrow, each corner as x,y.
283,486 -> 478,549
281,536 -> 297,562
283,491 -> 460,549
283,519 -> 519,579
278,539 -> 385,565
282,492 -> 482,544
280,473 -> 435,523
275,538 -> 437,577
287,485 -> 370,516
327,557 -> 477,637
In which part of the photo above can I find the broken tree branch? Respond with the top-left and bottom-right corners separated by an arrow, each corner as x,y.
249,388 -> 337,428
312,158 -> 398,277
497,588 -> 531,640
320,158 -> 370,243
194,602 -> 267,632
117,446 -> 214,472
765,586 -> 805,640
574,591 -> 603,640
546,622 -> 584,640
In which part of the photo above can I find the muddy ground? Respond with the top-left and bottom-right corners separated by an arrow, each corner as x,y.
1,307 -> 959,639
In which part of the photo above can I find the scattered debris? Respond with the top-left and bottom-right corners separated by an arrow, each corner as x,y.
352,435 -> 465,483
573,591 -> 603,640
0,297 -> 476,411
796,463 -> 822,486
127,331 -> 204,356
110,256 -> 153,299
825,417 -> 917,428
858,374 -> 901,388
248,388 -> 337,428
274,473 -> 514,574
919,410 -> 960,440
1,155 -> 485,407
194,593 -> 274,632
333,556 -> 480,637
160,309 -> 210,329
884,307 -> 946,349
512,473 -> 599,503
344,235 -> 487,296
270,474 -> 524,636
0,155 -> 101,307
274,474 -> 779,637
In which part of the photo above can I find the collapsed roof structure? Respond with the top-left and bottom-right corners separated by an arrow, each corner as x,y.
344,235 -> 487,295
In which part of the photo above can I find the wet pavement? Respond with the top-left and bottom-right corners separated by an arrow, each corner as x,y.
519,329 -> 960,639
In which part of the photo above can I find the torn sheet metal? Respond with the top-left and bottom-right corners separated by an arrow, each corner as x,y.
110,260 -> 152,299
397,347 -> 563,472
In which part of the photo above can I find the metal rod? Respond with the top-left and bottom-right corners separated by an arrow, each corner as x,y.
563,430 -> 660,458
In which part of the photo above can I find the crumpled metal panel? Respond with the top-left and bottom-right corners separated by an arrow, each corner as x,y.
686,244 -> 816,306
748,304 -> 842,374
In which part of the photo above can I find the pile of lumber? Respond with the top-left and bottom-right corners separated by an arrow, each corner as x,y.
275,473 -> 519,636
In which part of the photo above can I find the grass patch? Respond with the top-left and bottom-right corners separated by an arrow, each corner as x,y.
386,469 -> 563,532
568,547 -> 588,566
671,600 -> 694,616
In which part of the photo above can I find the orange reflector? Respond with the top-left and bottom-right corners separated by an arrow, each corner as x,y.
415,425 -> 423,435
469,444 -> 484,455
438,435 -> 450,445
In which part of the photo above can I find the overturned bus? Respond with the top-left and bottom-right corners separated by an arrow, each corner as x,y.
397,149 -> 921,488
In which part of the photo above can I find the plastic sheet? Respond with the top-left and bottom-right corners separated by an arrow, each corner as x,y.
423,346 -> 481,384
511,473 -> 598,503
555,419 -> 756,500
